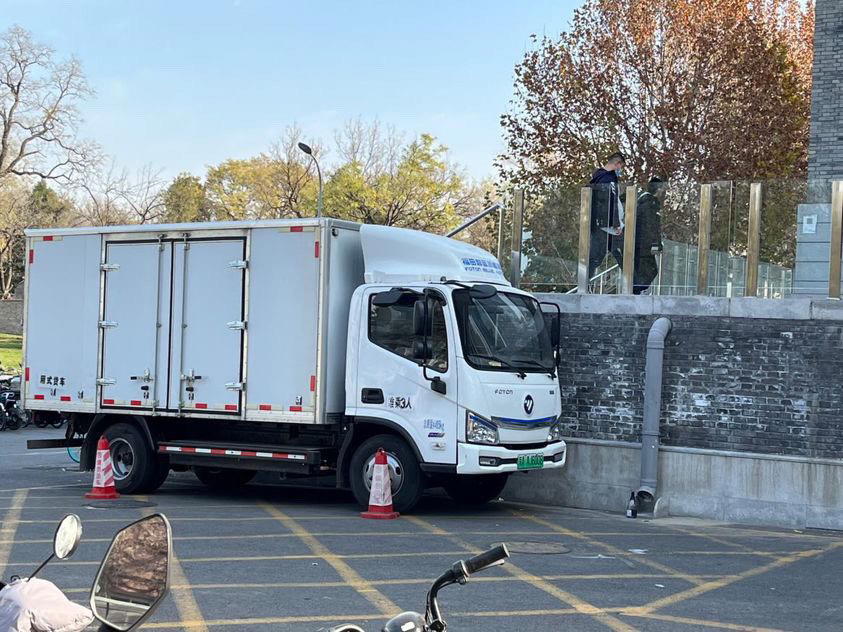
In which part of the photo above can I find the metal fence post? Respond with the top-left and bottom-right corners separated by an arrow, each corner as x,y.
577,187 -> 592,293
496,205 -> 505,263
621,185 -> 638,294
510,189 -> 524,288
829,180 -> 843,299
697,184 -> 713,295
745,182 -> 762,297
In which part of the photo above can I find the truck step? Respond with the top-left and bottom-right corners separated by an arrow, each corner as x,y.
157,440 -> 325,472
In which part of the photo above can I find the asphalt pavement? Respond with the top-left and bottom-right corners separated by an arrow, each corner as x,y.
2,425 -> 842,631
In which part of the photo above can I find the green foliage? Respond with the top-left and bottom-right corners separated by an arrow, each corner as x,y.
326,134 -> 466,232
162,173 -> 208,223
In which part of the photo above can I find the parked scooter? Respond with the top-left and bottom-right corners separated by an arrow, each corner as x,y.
0,513 -> 172,632
329,544 -> 511,632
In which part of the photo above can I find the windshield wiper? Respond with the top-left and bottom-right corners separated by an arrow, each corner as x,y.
513,358 -> 557,379
467,353 -> 527,379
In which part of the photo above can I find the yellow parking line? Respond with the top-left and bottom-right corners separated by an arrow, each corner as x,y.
138,505 -> 208,631
61,571 -> 733,593
0,490 -> 27,577
623,540 -> 843,615
624,612 -> 789,631
405,515 -> 636,632
516,512 -> 706,586
168,554 -> 209,632
260,503 -> 400,616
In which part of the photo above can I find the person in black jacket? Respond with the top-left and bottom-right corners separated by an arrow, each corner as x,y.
633,177 -> 665,295
588,152 -> 626,280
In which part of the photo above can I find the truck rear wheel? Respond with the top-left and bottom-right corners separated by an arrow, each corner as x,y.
194,467 -> 257,489
350,434 -> 424,513
103,422 -> 161,494
444,473 -> 509,506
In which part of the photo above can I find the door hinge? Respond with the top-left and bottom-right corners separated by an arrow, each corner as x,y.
225,382 -> 245,391
100,263 -> 120,272
226,320 -> 247,330
228,259 -> 248,269
98,320 -> 118,329
96,378 -> 116,386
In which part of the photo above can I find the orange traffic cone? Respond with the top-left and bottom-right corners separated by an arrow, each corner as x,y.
85,436 -> 120,500
360,448 -> 399,520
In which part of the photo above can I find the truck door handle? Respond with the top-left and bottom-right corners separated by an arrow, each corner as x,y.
361,388 -> 384,404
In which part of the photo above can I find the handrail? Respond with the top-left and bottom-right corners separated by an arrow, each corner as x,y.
446,203 -> 502,238
565,264 -> 620,294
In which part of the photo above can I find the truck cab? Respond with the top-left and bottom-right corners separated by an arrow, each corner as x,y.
342,225 -> 566,510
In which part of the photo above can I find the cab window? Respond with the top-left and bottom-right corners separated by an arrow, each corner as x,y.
368,292 -> 448,373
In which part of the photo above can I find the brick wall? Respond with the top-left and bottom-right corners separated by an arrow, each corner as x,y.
549,296 -> 843,459
808,0 -> 843,180
0,300 -> 22,335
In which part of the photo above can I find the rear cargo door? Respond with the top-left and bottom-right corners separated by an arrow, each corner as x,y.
168,239 -> 245,413
100,241 -> 171,410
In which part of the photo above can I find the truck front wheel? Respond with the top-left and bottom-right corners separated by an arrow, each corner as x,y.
350,434 -> 424,513
444,473 -> 509,506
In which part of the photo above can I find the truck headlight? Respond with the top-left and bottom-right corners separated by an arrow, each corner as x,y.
466,411 -> 498,445
548,419 -> 565,442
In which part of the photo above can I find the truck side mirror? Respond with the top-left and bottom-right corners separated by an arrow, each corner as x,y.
413,299 -> 430,337
413,339 -> 432,361
549,313 -> 560,348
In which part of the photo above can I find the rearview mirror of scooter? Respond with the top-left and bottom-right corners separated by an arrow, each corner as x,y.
28,513 -> 82,580
90,514 -> 172,631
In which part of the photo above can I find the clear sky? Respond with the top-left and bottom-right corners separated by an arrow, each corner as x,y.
3,0 -> 580,182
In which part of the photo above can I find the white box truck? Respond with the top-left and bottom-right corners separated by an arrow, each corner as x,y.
23,218 -> 566,511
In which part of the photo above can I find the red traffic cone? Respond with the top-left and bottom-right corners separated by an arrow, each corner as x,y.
85,437 -> 120,500
361,448 -> 399,520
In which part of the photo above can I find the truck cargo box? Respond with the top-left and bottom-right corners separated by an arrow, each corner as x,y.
23,219 -> 364,425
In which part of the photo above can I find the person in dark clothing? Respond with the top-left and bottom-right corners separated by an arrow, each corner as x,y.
589,152 -> 626,280
633,177 -> 665,295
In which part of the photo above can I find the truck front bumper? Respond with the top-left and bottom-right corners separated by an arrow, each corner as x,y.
456,440 -> 567,475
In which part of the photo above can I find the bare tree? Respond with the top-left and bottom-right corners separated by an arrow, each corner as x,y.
334,117 -> 402,177
74,163 -> 133,227
0,180 -> 29,298
265,124 -> 323,218
0,26 -> 98,184
118,164 -> 166,224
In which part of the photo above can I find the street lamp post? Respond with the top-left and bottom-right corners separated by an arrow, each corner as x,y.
297,142 -> 323,218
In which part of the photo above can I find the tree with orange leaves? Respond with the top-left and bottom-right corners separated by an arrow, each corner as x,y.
499,0 -> 815,189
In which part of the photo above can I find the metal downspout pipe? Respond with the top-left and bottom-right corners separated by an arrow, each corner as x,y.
638,317 -> 672,505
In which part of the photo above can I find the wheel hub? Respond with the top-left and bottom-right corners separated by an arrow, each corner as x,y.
362,451 -> 404,495
109,438 -> 135,481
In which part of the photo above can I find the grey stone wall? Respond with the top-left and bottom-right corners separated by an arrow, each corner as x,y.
543,294 -> 843,460
808,0 -> 843,180
0,300 -> 22,335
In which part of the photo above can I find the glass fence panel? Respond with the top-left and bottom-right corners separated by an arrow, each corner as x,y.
651,181 -> 701,296
792,179 -> 834,296
520,186 -> 581,293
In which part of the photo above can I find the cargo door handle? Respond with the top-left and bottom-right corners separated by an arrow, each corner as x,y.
361,388 -> 384,404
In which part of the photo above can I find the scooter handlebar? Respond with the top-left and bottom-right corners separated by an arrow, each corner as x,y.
464,544 -> 510,575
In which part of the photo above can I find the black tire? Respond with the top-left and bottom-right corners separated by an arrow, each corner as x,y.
145,458 -> 171,492
193,467 -> 256,489
33,413 -> 49,428
444,473 -> 510,506
49,415 -> 65,429
102,422 -> 157,494
349,434 -> 424,513
5,411 -> 19,430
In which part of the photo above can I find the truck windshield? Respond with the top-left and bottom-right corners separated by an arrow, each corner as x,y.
452,289 -> 554,373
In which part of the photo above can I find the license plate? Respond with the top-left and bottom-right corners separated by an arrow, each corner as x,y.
517,453 -> 545,470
